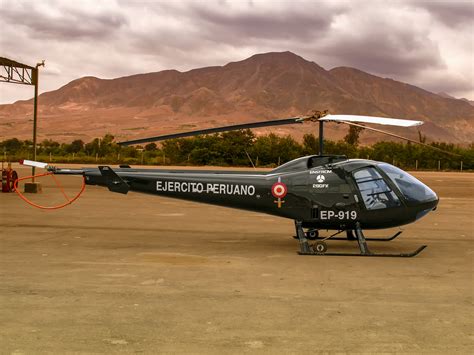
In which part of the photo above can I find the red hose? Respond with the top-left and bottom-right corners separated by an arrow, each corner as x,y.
14,172 -> 86,210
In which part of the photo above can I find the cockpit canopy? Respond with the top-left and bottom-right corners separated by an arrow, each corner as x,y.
378,163 -> 437,203
352,163 -> 437,210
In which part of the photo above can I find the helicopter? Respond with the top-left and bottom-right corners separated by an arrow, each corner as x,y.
18,110 -> 446,257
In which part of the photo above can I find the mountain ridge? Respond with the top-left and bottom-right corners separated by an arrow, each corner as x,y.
1,51 -> 472,144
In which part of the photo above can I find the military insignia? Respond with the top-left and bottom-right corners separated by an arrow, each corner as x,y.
271,177 -> 287,208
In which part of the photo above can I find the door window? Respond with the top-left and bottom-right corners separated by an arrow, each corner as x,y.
353,168 -> 400,210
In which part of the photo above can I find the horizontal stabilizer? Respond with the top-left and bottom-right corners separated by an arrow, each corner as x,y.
98,166 -> 130,194
320,114 -> 423,127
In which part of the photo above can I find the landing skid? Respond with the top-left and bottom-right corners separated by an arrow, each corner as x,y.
292,230 -> 402,242
314,230 -> 403,242
298,245 -> 426,257
294,221 -> 426,257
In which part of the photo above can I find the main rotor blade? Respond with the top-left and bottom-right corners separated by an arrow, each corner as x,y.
117,111 -> 424,146
321,114 -> 423,127
118,117 -> 304,146
338,121 -> 460,156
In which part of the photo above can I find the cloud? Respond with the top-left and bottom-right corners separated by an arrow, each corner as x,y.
316,4 -> 445,77
0,0 -> 472,104
188,2 -> 336,42
412,0 -> 474,27
414,67 -> 473,96
1,0 -> 127,40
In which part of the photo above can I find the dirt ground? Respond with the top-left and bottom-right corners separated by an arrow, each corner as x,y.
0,165 -> 472,354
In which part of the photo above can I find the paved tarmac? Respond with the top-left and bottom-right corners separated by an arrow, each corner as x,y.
1,166 -> 473,353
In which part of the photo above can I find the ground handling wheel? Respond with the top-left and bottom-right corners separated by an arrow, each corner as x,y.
306,229 -> 319,240
312,241 -> 327,254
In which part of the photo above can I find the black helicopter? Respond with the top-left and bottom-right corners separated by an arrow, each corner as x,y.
20,111 -> 445,257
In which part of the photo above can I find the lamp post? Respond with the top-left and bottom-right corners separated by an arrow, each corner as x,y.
31,60 -> 45,181
0,57 -> 45,192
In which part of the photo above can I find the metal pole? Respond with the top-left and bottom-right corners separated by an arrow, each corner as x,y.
32,67 -> 38,181
318,121 -> 324,156
31,61 -> 44,181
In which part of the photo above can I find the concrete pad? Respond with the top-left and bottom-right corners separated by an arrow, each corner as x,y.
0,166 -> 472,353
23,182 -> 43,193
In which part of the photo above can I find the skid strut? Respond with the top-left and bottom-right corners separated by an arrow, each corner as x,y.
295,221 -> 426,257
294,220 -> 312,254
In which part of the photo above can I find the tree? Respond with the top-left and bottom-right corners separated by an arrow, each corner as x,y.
344,126 -> 364,146
250,134 -> 302,166
302,134 -> 318,155
40,139 -> 61,154
219,129 -> 255,165
418,130 -> 426,143
145,143 -> 157,151
1,138 -> 23,153
65,139 -> 84,154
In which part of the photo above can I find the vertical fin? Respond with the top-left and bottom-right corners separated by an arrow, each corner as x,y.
98,166 -> 130,194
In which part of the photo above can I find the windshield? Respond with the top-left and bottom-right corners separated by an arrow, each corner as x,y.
353,167 -> 401,210
378,163 -> 437,203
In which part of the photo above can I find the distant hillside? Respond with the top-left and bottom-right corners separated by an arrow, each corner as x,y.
1,51 -> 473,144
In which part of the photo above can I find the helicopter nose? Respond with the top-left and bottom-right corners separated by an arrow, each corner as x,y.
414,192 -> 439,221
377,163 -> 439,223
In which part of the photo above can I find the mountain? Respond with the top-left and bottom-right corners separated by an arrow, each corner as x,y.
438,92 -> 474,107
461,98 -> 474,107
0,51 -> 473,144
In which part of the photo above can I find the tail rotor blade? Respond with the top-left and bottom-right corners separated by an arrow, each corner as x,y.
19,159 -> 49,169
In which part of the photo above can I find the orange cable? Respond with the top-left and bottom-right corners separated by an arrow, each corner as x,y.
50,173 -> 71,201
13,172 -> 86,210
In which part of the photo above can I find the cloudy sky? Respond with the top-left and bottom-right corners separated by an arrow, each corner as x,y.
0,0 -> 473,104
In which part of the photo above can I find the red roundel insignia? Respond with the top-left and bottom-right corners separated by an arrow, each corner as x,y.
271,182 -> 287,198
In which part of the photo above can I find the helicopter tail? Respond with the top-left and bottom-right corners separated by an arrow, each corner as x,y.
16,160 -> 130,209
15,160 -> 86,210
98,166 -> 130,194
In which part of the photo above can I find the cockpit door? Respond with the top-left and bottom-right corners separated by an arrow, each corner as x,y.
352,167 -> 402,211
